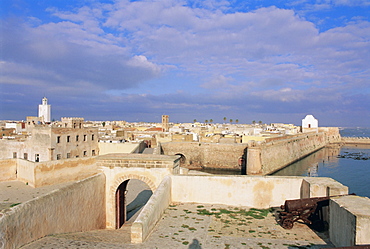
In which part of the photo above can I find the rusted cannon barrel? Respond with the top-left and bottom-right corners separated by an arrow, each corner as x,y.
281,196 -> 329,212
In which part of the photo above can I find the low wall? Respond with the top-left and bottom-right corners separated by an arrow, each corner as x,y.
171,175 -> 348,209
329,195 -> 370,247
0,159 -> 17,181
0,173 -> 106,249
131,176 -> 171,243
342,137 -> 370,145
247,132 -> 329,175
32,157 -> 98,187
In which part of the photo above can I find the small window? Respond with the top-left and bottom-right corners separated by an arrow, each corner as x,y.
67,136 -> 70,142
76,155 -> 79,158
67,153 -> 71,158
92,134 -> 95,141
35,154 -> 40,162
83,151 -> 87,157
92,150 -> 96,156
24,153 -> 28,160
76,135 -> 79,142
57,136 -> 61,143
84,135 -> 87,141
57,154 -> 61,160
13,152 -> 17,158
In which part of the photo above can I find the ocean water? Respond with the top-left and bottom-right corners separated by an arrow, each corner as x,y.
273,127 -> 370,198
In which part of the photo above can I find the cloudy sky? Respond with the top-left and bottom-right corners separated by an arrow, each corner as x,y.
1,0 -> 369,126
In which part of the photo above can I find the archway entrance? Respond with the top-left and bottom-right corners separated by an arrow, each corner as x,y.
115,179 -> 153,229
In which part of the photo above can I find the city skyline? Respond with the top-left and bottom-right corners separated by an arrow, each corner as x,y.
1,0 -> 369,127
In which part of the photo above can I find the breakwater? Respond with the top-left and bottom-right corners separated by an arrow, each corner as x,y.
342,137 -> 370,145
247,127 -> 341,175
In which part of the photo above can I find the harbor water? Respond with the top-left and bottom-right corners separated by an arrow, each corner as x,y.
273,127 -> 370,198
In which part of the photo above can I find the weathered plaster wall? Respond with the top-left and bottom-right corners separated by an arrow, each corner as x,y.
33,157 -> 98,187
171,175 -> 348,209
161,142 -> 246,170
0,174 -> 106,249
330,195 -> 370,247
16,159 -> 35,186
0,159 -> 17,181
131,176 -> 171,243
0,157 -> 99,187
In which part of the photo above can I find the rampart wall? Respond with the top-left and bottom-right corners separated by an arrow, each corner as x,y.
342,137 -> 370,145
160,142 -> 246,170
0,174 -> 106,249
247,128 -> 340,175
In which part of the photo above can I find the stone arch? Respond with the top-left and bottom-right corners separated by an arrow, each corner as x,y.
175,153 -> 186,165
109,174 -> 157,229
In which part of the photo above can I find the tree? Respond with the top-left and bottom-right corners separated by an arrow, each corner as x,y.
252,120 -> 256,125
210,119 -> 213,123
236,119 -> 239,124
229,119 -> 233,123
102,122 -> 106,127
223,117 -> 227,123
258,121 -> 263,125
193,119 -> 197,123
205,120 -> 208,124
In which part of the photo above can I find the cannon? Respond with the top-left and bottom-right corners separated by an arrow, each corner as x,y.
278,196 -> 331,229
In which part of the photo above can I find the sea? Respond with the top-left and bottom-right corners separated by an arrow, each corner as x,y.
273,127 -> 370,198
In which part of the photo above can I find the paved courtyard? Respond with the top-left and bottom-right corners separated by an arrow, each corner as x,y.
21,203 -> 334,249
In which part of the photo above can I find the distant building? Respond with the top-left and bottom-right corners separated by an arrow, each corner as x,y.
38,97 -> 51,123
162,115 -> 169,132
0,117 -> 99,162
302,115 -> 318,133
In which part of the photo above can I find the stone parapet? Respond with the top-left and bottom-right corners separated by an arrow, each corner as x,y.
330,195 -> 370,247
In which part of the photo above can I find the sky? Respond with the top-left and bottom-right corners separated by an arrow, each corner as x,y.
0,0 -> 369,127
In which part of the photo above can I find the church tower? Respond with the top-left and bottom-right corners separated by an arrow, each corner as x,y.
38,97 -> 51,123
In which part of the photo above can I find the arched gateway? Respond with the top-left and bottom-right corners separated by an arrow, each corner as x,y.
97,153 -> 180,229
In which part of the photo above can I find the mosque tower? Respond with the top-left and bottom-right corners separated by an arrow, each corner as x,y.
38,97 -> 51,123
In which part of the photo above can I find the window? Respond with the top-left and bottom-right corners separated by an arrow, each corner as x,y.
35,154 -> 39,162
57,154 -> 61,160
92,150 -> 96,156
83,151 -> 87,157
76,135 -> 79,142
67,136 -> 70,142
57,136 -> 61,143
76,155 -> 79,158
67,153 -> 71,158
24,153 -> 28,160
13,152 -> 17,158
92,134 -> 95,141
84,135 -> 87,141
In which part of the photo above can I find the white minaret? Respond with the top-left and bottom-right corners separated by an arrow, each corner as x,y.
38,97 -> 51,123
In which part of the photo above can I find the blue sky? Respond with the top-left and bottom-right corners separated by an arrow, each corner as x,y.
1,0 -> 369,126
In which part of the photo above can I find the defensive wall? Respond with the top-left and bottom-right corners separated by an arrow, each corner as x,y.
342,137 -> 370,145
0,157 -> 98,188
160,142 -> 246,170
247,128 -> 341,175
0,174 -> 106,249
160,128 -> 341,175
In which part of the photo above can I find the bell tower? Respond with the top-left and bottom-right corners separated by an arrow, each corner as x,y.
38,97 -> 51,123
